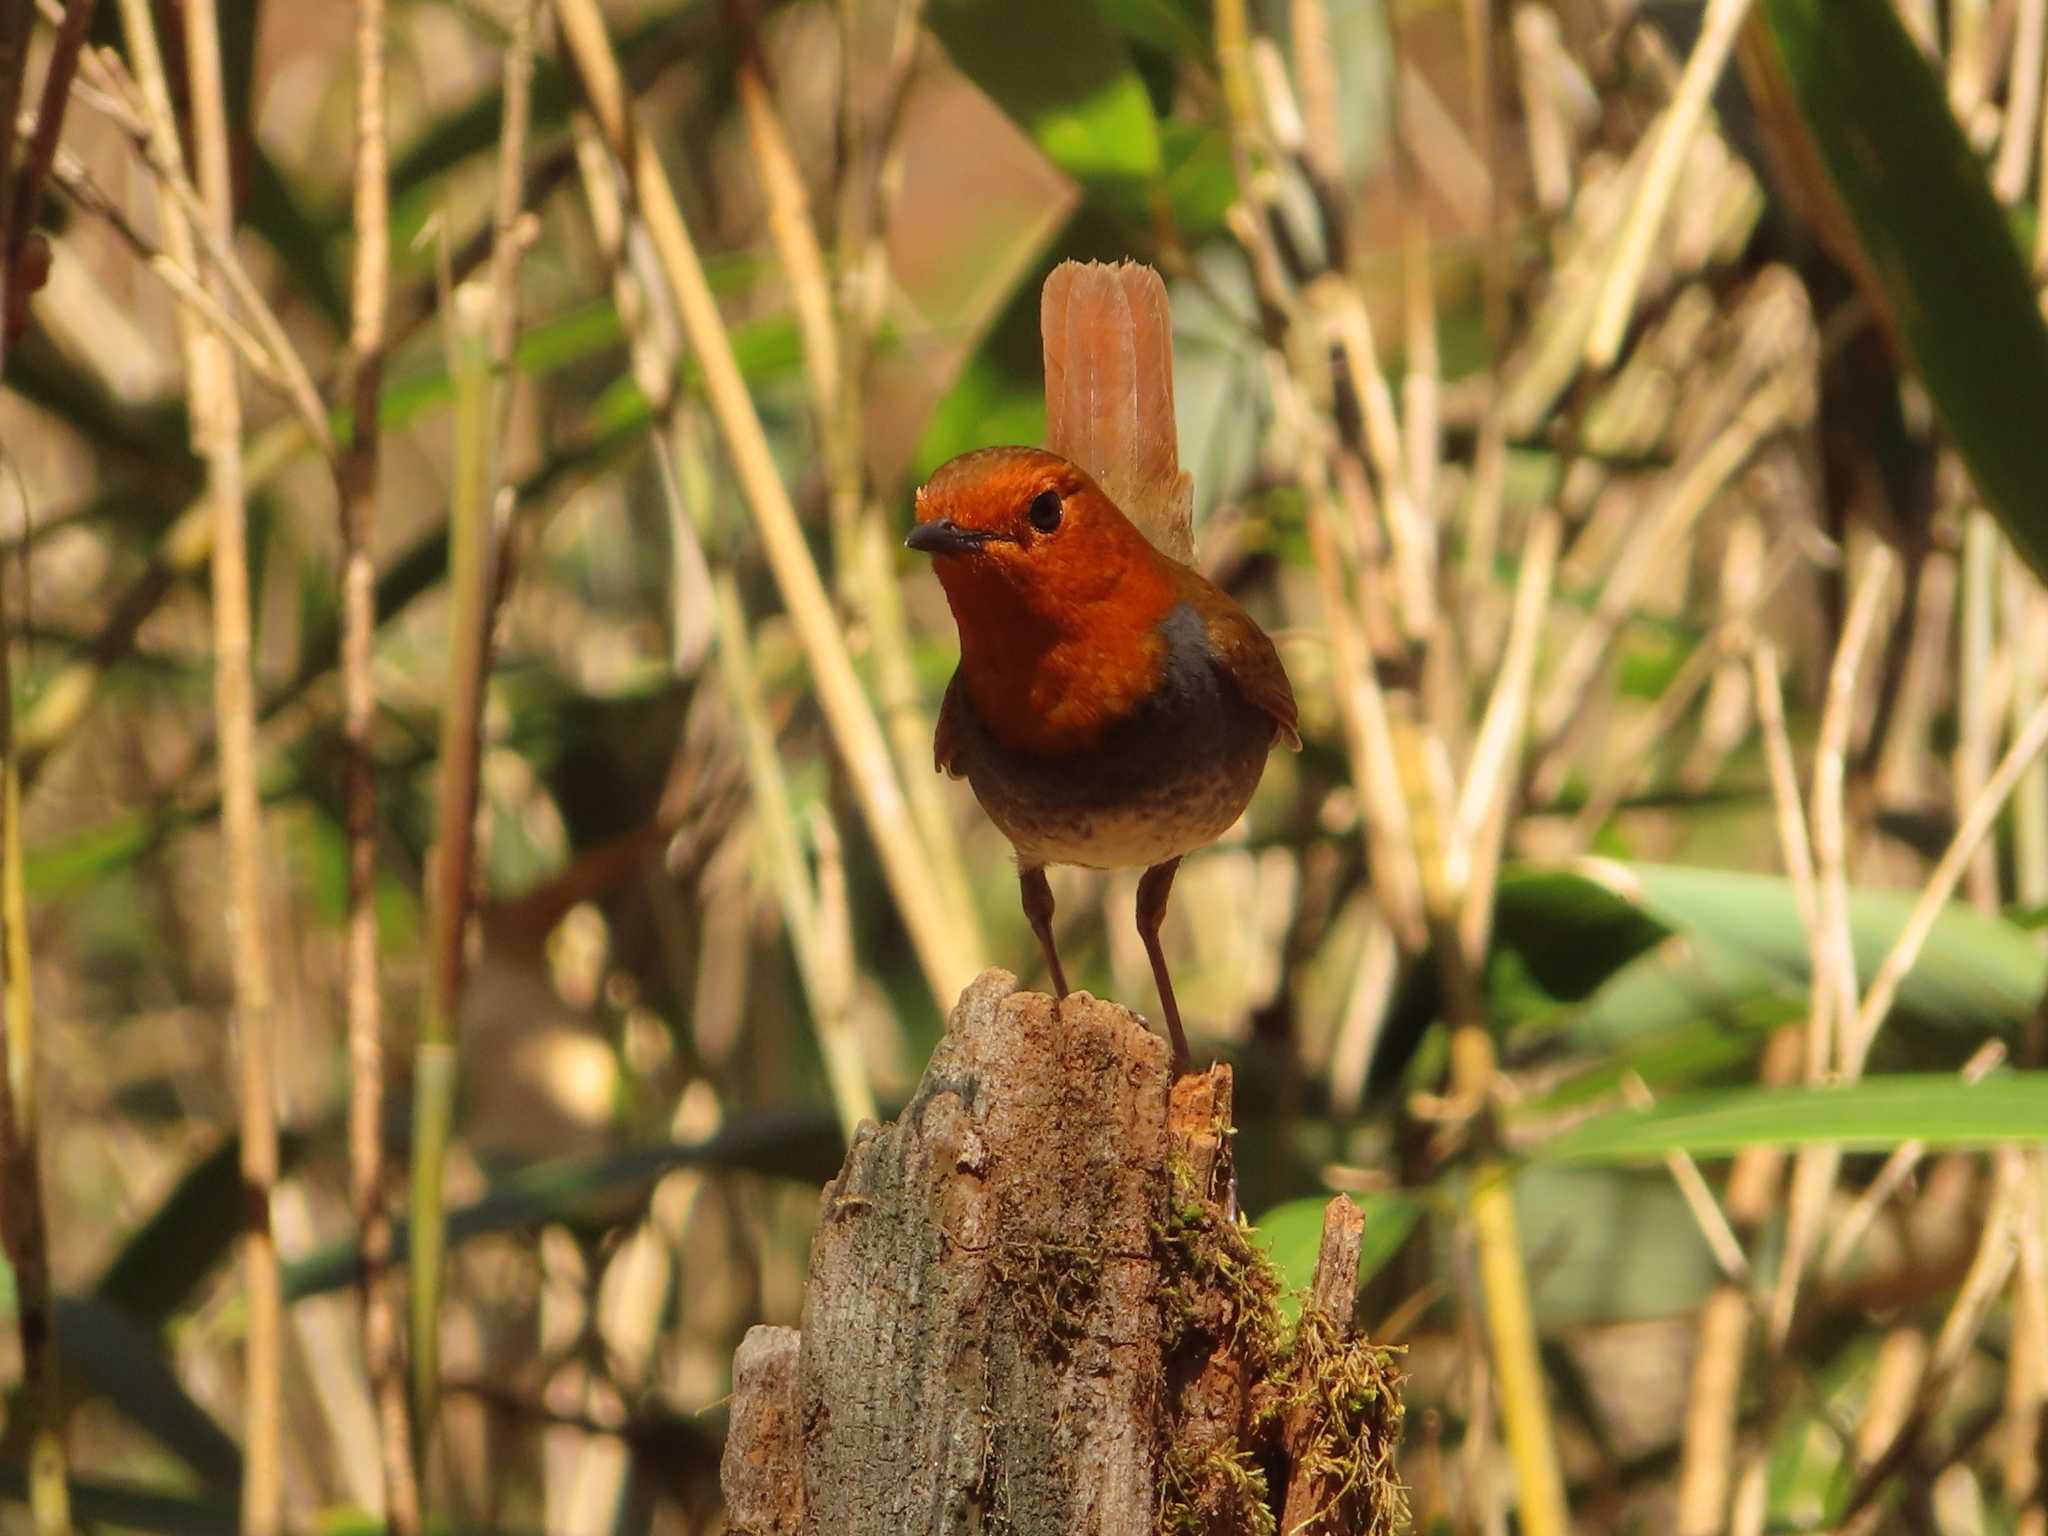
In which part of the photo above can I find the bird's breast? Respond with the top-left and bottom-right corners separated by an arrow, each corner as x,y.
948,603 -> 1278,869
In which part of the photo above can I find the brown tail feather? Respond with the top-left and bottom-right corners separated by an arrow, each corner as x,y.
1041,260 -> 1196,564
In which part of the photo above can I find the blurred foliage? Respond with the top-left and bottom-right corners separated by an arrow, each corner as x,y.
0,0 -> 2045,1530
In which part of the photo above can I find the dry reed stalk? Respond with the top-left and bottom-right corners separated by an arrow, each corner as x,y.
1298,445 -> 1426,952
552,0 -> 973,1009
1673,1028 -> 1799,1536
733,12 -> 981,960
1530,364 -> 1810,795
1455,507 -> 1559,960
1843,685 -> 2048,1073
340,0 -> 418,1525
110,0 -> 287,1521
1400,198 -> 1441,568
1328,914 -> 1399,1115
709,573 -> 877,1138
1512,4 -> 1571,211
1752,642 -> 1818,924
1824,1040 -> 2009,1277
1586,0 -> 1756,367
1769,543 -> 1893,1350
0,12 -> 87,1528
1995,0 -> 2047,201
1959,510 -> 2002,910
1621,1071 -> 1750,1281
1840,1148 -> 2030,1524
112,0 -> 284,1523
1677,513 -> 1764,789
1314,282 -> 1433,641
2006,1150 -> 2048,1515
64,44 -> 331,449
1569,525 -> 1811,840
2005,559 -> 2048,901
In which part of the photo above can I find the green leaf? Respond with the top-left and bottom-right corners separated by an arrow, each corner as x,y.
54,1297 -> 243,1487
0,1469 -> 239,1535
1754,0 -> 2048,581
1541,1072 -> 2048,1161
1494,1166 -> 1721,1324
926,0 -> 1162,192
1509,860 -> 2048,1047
1251,1192 -> 1419,1324
94,1134 -> 308,1332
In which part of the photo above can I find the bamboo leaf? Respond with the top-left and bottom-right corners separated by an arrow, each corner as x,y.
284,1108 -> 847,1300
1502,861 -> 2047,1046
1541,1073 -> 2048,1162
1750,0 -> 2048,579
52,1297 -> 242,1487
926,0 -> 1162,193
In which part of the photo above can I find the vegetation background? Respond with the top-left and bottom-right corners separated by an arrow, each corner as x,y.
0,0 -> 2046,1531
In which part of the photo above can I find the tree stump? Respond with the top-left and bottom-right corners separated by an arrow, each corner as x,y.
720,969 -> 1404,1535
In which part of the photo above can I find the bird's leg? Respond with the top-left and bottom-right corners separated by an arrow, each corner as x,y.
1018,864 -> 1069,999
1135,856 -> 1189,1072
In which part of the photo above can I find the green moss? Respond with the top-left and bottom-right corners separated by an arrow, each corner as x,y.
1153,1155 -> 1408,1535
1255,1311 -> 1408,1535
1159,1442 -> 1276,1536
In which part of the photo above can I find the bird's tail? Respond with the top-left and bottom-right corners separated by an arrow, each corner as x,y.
1040,260 -> 1196,565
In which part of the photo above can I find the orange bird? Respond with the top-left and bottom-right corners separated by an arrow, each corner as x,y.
907,443 -> 1298,1070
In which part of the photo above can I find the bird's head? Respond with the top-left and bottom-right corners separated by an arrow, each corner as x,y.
907,446 -> 1167,623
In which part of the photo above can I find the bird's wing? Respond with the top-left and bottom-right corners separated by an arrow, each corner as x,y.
934,669 -> 970,777
1203,600 -> 1301,751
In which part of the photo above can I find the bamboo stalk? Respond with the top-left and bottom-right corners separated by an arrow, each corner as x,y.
551,0 -> 974,1010
410,0 -> 536,1482
341,0 -> 419,1525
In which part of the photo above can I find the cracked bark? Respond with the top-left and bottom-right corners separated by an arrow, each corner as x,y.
721,968 -> 1403,1536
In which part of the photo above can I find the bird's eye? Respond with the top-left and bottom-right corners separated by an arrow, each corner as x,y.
1028,489 -> 1064,534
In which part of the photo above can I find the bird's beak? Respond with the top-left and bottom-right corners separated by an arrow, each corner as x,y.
905,518 -> 998,557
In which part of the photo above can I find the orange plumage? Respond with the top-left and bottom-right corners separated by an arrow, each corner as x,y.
908,444 -> 1297,1070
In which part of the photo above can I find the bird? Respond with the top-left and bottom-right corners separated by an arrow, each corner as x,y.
907,444 -> 1299,1071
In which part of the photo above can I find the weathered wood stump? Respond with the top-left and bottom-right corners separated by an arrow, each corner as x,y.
721,969 -> 1403,1535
